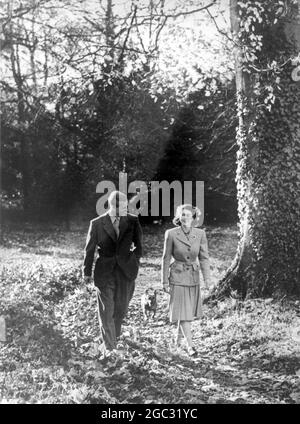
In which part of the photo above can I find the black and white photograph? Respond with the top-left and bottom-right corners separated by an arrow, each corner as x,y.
0,0 -> 300,407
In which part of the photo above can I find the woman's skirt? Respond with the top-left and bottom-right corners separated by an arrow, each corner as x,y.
169,283 -> 203,322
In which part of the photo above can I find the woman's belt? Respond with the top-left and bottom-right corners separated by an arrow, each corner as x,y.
172,259 -> 199,270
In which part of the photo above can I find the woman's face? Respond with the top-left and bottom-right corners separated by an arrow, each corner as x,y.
179,208 -> 193,227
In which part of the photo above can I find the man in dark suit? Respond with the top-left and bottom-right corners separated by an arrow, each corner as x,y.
83,190 -> 143,354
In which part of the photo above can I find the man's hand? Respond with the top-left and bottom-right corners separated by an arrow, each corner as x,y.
83,276 -> 94,294
84,276 -> 92,284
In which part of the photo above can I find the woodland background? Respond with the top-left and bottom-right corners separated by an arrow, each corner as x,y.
1,0 -> 238,227
1,0 -> 300,405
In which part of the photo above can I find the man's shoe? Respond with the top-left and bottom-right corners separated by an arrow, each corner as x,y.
98,343 -> 113,358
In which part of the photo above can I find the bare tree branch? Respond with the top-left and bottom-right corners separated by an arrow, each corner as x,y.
133,12 -> 148,56
206,8 -> 238,46
118,5 -> 138,63
138,1 -> 217,19
0,0 -> 48,27
151,15 -> 168,54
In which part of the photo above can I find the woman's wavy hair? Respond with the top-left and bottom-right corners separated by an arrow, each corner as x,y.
172,204 -> 202,227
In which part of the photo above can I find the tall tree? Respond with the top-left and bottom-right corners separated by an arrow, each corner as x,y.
217,0 -> 300,297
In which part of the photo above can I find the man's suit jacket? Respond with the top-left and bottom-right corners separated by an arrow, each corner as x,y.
161,226 -> 210,286
83,212 -> 143,286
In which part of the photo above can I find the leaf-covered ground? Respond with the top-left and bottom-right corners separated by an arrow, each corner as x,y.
0,222 -> 300,404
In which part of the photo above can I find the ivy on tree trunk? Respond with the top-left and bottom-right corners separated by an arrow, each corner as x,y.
217,0 -> 300,298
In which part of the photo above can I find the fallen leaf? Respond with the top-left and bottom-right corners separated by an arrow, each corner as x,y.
202,383 -> 219,392
290,392 -> 300,403
70,388 -> 88,404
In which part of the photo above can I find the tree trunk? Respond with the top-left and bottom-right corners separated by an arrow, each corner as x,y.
217,0 -> 300,298
10,44 -> 31,216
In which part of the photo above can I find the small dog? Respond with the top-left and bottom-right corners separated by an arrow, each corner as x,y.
141,288 -> 157,320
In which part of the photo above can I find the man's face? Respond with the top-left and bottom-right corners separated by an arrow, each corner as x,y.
111,196 -> 128,216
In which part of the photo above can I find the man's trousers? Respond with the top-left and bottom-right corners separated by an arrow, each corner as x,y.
95,266 -> 135,351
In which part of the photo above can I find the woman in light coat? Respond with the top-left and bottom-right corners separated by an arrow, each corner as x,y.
161,204 -> 210,357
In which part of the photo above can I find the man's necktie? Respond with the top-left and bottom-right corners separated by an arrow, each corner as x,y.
112,216 -> 120,238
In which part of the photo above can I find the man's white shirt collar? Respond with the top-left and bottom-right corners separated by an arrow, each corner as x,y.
108,210 -> 120,221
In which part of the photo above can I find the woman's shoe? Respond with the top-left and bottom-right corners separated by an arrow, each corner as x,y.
187,346 -> 198,357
